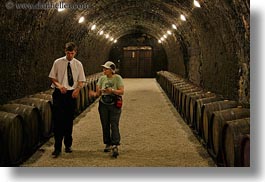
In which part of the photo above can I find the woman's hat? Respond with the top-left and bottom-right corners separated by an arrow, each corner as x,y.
101,61 -> 116,73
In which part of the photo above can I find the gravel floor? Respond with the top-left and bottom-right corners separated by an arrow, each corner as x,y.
21,78 -> 215,167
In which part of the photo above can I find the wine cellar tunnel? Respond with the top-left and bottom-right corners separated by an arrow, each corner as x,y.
0,0 -> 250,167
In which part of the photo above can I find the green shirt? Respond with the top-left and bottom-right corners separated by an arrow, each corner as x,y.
97,74 -> 124,92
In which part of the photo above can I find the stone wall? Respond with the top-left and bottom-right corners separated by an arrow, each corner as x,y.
164,0 -> 249,104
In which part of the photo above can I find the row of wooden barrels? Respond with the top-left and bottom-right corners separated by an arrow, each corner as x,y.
0,73 -> 102,166
156,71 -> 250,167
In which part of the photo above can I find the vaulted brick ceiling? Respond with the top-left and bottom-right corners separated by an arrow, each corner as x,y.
57,0 -> 196,41
79,0 -> 191,39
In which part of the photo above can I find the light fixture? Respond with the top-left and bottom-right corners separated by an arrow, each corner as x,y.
78,16 -> 85,23
158,40 -> 162,43
172,24 -> 177,29
114,39 -> 117,43
91,24 -> 96,30
105,34 -> 109,39
160,37 -> 164,41
99,30 -> 104,35
194,0 -> 201,8
180,14 -> 186,21
110,37 -> 114,41
163,34 -> 167,39
167,30 -> 172,35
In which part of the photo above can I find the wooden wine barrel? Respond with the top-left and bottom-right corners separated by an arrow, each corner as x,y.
0,111 -> 24,166
222,118 -> 250,167
156,71 -> 163,84
86,73 -> 105,104
42,89 -> 54,95
87,78 -> 96,103
164,73 -> 180,97
210,108 -> 250,166
179,87 -> 202,119
170,79 -> 186,103
188,92 -> 216,130
92,77 -> 98,91
167,77 -> 182,100
201,100 -> 239,147
194,96 -> 222,137
82,82 -> 89,107
175,85 -> 197,110
10,97 -> 53,139
172,82 -> 189,107
0,104 -> 41,155
158,72 -> 168,91
79,86 -> 86,111
87,78 -> 94,91
184,91 -> 206,126
241,134 -> 250,167
156,71 -> 165,89
169,76 -> 185,93
173,83 -> 194,109
29,93 -> 53,104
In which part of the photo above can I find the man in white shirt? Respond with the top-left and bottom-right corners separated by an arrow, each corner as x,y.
49,42 -> 86,158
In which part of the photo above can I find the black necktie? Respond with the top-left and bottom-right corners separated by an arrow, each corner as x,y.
67,62 -> 74,86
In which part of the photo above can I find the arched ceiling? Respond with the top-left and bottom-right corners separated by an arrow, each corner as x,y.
57,0 -> 195,40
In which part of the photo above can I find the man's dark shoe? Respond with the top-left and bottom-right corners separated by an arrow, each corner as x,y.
104,144 -> 112,152
52,150 -> 61,158
65,147 -> 73,153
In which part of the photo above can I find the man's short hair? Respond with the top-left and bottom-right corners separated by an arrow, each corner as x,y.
65,42 -> 77,51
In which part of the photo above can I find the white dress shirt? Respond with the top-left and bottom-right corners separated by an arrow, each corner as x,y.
49,56 -> 86,90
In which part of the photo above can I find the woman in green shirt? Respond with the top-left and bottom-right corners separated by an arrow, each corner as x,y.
90,61 -> 124,158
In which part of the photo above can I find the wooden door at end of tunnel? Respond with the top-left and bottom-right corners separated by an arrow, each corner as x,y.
121,46 -> 152,78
